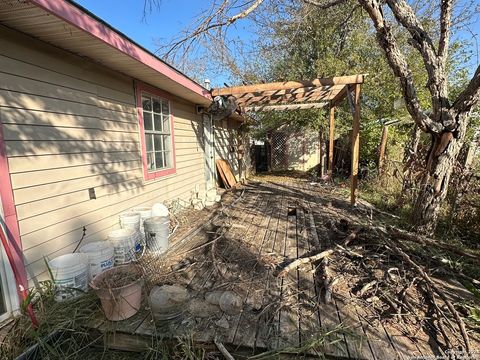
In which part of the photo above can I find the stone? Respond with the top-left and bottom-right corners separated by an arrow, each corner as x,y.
188,299 -> 221,318
215,315 -> 230,329
219,291 -> 243,315
205,291 -> 224,305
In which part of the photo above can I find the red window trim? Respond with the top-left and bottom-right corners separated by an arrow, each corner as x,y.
135,81 -> 177,181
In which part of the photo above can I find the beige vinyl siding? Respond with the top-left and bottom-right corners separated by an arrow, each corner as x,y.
0,26 -> 207,286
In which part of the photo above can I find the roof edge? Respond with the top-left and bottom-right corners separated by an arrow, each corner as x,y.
29,0 -> 211,101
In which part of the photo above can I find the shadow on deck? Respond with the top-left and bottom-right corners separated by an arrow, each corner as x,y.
91,179 -> 476,359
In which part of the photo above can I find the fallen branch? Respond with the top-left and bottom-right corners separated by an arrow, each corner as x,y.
277,229 -> 360,278
388,226 -> 480,261
388,244 -> 471,354
278,249 -> 334,278
214,337 -> 235,360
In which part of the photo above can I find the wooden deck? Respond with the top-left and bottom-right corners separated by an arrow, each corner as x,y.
93,180 -> 441,359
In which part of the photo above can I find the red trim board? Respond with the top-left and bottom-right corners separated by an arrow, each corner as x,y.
135,81 -> 177,181
0,122 -> 28,295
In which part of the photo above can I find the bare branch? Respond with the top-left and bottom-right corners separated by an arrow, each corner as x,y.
161,0 -> 264,61
438,0 -> 453,62
227,0 -> 264,23
357,0 -> 442,133
385,0 -> 448,115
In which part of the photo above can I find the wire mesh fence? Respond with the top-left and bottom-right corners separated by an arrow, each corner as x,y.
270,131 -> 288,170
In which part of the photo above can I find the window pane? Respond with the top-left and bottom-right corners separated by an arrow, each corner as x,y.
147,152 -> 155,170
153,97 -> 161,113
162,114 -> 170,132
154,134 -> 164,152
164,151 -> 172,168
155,151 -> 165,169
154,114 -> 162,132
143,112 -> 153,131
142,96 -> 152,111
161,100 -> 169,115
145,134 -> 153,152
162,135 -> 170,152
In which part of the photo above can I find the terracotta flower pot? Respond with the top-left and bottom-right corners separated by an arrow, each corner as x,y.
90,265 -> 143,321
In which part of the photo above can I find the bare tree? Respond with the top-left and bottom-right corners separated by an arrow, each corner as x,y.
150,0 -> 480,234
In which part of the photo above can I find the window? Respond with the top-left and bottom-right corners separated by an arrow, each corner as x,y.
136,83 -> 176,180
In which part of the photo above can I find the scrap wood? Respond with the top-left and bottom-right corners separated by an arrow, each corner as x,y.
216,159 -> 237,188
277,228 -> 361,278
216,160 -> 230,189
388,243 -> 472,354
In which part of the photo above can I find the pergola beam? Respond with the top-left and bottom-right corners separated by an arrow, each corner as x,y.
236,84 -> 346,100
241,87 -> 344,107
244,102 -> 328,112
213,75 -> 364,96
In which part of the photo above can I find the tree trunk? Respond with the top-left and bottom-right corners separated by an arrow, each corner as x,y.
412,113 -> 469,234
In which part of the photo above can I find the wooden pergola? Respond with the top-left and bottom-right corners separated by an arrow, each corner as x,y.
212,74 -> 365,206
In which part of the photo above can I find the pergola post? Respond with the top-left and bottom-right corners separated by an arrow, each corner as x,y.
351,84 -> 361,206
328,106 -> 335,178
378,125 -> 389,175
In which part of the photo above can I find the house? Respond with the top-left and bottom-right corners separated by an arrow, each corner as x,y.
0,0 -> 248,320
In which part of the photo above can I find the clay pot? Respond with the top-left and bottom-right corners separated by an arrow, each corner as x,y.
90,265 -> 143,321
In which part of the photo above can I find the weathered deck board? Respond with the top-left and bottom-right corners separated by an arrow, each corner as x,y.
296,206 -> 323,357
231,187 -> 277,350
91,180 -> 444,359
277,202 -> 300,349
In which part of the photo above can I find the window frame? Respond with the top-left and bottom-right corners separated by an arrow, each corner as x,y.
135,82 -> 176,181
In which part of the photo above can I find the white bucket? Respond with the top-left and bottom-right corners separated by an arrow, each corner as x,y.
79,241 -> 114,280
48,253 -> 89,302
132,207 -> 153,235
108,228 -> 137,265
132,206 -> 152,244
119,212 -> 141,231
144,216 -> 170,254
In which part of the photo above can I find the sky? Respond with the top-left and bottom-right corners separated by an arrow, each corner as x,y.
73,0 -> 254,85
74,0 -> 206,52
73,0 -> 480,83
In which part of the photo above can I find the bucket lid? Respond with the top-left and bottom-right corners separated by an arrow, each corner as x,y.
80,241 -> 112,253
149,285 -> 188,308
151,203 -> 169,217
108,228 -> 135,239
48,253 -> 88,269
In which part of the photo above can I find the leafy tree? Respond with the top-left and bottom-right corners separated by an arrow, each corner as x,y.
150,0 -> 479,234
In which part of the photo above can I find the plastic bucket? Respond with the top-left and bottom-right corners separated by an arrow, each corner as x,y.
107,228 -> 137,265
132,207 -> 153,234
119,212 -> 141,231
79,241 -> 114,280
144,216 -> 170,254
48,253 -> 89,302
